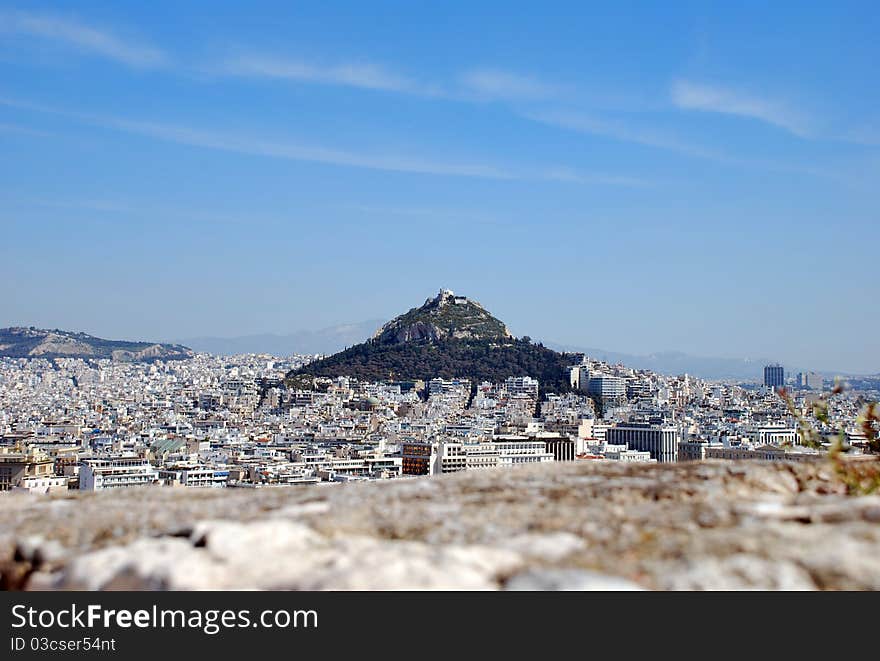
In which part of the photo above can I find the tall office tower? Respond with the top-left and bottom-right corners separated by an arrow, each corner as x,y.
577,365 -> 591,392
764,364 -> 785,389
797,371 -> 823,390
586,374 -> 626,400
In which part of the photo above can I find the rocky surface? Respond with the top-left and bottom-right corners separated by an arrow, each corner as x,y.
371,290 -> 513,345
2,460 -> 880,590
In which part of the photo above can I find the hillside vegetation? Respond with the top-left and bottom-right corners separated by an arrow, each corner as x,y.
291,337 -> 580,393
287,290 -> 580,393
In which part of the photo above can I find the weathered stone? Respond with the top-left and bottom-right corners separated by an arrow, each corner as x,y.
13,535 -> 44,563
498,533 -> 585,561
32,539 -> 67,567
1,460 -> 879,590
656,554 -> 816,590
56,521 -> 523,591
505,569 -> 644,591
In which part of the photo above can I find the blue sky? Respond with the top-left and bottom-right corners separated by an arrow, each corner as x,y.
1,2 -> 878,373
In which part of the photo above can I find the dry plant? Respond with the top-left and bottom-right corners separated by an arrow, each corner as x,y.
778,383 -> 880,495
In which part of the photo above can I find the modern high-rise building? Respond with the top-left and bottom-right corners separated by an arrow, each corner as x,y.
586,375 -> 626,399
796,372 -> 823,390
577,366 -> 591,392
763,364 -> 785,389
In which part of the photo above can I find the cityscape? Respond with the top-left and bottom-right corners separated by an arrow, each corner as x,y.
1,290 -> 876,495
1,4 -> 879,597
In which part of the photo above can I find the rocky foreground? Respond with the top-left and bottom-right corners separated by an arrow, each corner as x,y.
2,460 -> 879,590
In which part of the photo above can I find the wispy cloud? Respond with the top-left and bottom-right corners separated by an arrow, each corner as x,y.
523,109 -> 723,160
0,10 -> 167,68
220,55 -> 437,95
0,96 -> 644,186
113,119 -> 515,178
221,60 -> 560,102
522,107 -> 849,183
109,118 -> 647,185
671,80 -> 811,137
459,69 -> 561,101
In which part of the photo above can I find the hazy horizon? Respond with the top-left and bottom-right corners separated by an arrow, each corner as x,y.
2,4 -> 878,374
2,308 -> 876,377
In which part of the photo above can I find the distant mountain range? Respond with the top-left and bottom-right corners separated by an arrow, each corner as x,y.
545,344 -> 776,381
176,318 -> 781,381
174,316 -> 822,381
0,327 -> 192,362
6,309 -> 863,382
175,320 -> 385,357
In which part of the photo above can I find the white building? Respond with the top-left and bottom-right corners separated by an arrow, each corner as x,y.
587,375 -> 626,399
159,466 -> 229,488
577,366 -> 591,392
605,424 -> 679,463
505,376 -> 539,400
11,475 -> 68,494
494,436 -> 555,466
437,440 -> 501,473
79,456 -> 159,491
744,424 -> 798,447
603,448 -> 655,463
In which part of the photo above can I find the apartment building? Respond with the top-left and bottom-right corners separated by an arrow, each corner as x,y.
0,447 -> 56,491
159,466 -> 229,488
505,376 -> 539,401
587,375 -> 626,400
401,441 -> 437,476
494,436 -> 555,467
79,456 -> 160,491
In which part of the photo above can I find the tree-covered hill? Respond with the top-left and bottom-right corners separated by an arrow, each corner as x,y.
285,290 -> 584,393
288,337 -> 581,394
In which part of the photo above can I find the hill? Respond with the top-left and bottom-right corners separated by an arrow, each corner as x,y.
372,289 -> 511,344
287,290 -> 581,392
0,327 -> 193,362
